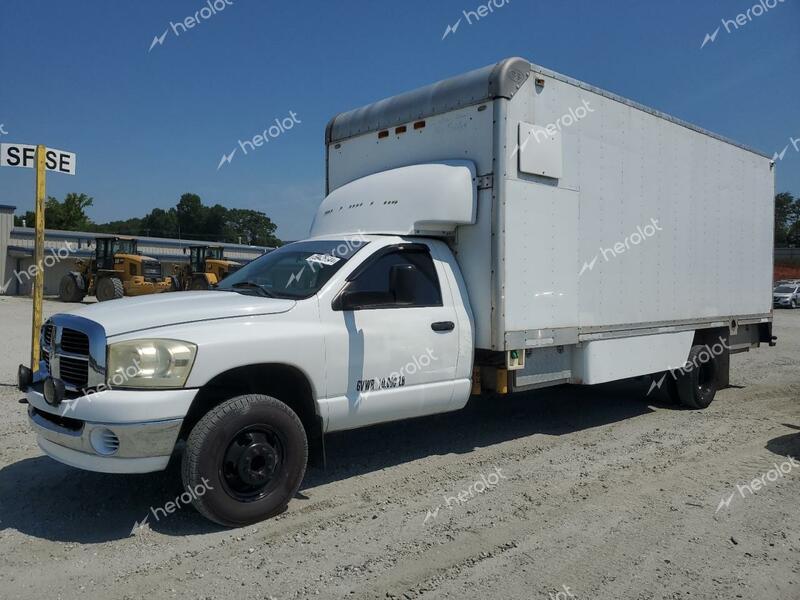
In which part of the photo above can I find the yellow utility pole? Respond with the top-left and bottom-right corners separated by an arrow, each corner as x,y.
30,145 -> 46,371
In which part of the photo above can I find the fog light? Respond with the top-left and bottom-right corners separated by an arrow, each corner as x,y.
17,365 -> 32,392
90,427 -> 120,456
43,377 -> 65,406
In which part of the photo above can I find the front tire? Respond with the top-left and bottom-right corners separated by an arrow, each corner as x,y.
181,394 -> 308,527
95,276 -> 124,302
675,344 -> 718,409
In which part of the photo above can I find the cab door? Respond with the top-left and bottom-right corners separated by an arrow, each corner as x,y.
321,241 -> 461,430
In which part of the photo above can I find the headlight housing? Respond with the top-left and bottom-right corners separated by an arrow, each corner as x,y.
106,339 -> 197,388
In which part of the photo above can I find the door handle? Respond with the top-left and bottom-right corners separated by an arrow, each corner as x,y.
431,321 -> 455,332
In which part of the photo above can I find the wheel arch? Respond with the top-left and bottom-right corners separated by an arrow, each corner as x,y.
179,363 -> 322,448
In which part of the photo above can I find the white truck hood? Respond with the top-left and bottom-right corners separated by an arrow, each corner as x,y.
64,291 -> 296,337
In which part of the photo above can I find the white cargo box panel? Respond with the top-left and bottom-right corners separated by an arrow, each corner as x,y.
323,57 -> 774,351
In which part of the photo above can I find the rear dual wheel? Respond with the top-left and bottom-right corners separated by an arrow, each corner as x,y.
662,344 -> 718,409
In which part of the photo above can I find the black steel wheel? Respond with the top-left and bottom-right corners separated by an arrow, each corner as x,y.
182,394 -> 307,527
676,344 -> 718,409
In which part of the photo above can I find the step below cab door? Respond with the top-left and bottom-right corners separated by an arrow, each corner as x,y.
321,240 -> 463,431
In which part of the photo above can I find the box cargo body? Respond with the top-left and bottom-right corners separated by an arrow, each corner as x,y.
321,57 -> 774,366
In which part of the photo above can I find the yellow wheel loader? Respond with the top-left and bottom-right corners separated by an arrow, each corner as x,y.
58,236 -> 177,302
175,245 -> 240,291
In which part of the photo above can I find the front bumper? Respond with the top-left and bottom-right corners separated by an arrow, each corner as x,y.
26,386 -> 196,473
28,404 -> 182,473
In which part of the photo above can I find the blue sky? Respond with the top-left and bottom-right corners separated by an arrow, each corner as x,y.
1,0 -> 798,240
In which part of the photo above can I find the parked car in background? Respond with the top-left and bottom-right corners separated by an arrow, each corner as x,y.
773,284 -> 800,309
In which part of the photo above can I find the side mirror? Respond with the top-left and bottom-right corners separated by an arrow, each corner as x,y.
390,264 -> 417,305
335,289 -> 394,311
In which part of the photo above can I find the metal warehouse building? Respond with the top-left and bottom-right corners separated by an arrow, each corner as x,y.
0,205 -> 272,297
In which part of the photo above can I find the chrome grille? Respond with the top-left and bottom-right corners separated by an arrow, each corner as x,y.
61,329 -> 90,355
59,357 -> 90,387
40,315 -> 107,392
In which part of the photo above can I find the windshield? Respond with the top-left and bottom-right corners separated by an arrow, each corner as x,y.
774,286 -> 796,293
216,238 -> 369,299
114,240 -> 137,255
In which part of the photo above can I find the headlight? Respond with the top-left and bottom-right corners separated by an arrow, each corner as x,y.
107,339 -> 197,388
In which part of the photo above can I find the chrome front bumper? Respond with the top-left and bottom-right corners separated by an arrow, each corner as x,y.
28,404 -> 183,473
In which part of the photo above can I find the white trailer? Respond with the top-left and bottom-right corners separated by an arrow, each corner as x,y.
20,57 -> 775,526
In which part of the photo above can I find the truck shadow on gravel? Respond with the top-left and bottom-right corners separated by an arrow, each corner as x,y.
0,379 -> 669,543
765,423 -> 800,458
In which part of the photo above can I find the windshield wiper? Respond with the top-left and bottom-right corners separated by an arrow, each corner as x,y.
229,281 -> 277,298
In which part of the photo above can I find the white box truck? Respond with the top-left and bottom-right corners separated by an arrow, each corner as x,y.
19,57 -> 775,526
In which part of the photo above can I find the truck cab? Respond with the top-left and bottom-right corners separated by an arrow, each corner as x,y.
23,227 -> 475,526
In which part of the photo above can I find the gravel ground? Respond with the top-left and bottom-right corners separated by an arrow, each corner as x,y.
0,296 -> 798,600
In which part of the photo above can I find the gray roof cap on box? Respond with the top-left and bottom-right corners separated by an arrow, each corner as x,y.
325,57 -> 531,144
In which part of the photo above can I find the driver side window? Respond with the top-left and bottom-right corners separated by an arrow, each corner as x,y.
339,248 -> 442,310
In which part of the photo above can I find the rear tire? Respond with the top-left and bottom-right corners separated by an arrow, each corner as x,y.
675,344 -> 718,409
791,299 -> 797,309
95,276 -> 124,302
181,394 -> 308,527
58,273 -> 86,302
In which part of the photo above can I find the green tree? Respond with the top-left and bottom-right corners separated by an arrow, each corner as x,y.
775,192 -> 795,246
787,197 -> 800,247
140,208 -> 178,238
12,191 -> 281,246
14,192 -> 94,230
224,208 -> 280,246
176,193 -> 206,239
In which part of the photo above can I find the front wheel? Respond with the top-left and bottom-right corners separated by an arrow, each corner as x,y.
181,394 -> 308,527
791,299 -> 797,309
95,276 -> 124,302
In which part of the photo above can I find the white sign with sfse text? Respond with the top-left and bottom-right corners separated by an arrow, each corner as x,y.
0,143 -> 76,175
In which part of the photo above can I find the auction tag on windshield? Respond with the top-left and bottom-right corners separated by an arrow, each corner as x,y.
306,253 -> 340,266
